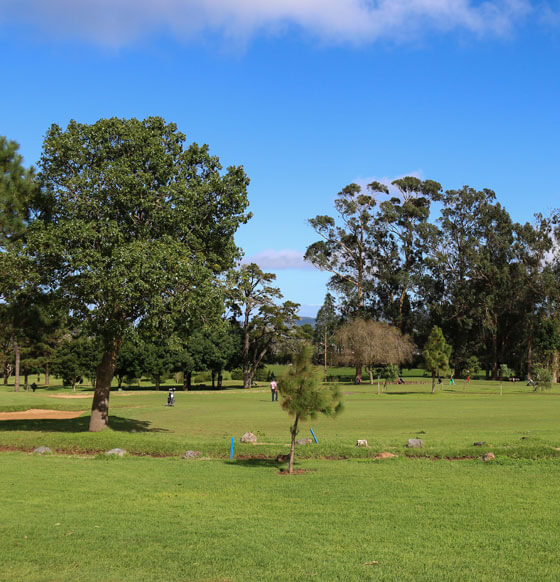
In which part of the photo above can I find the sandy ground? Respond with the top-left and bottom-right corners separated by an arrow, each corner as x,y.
0,409 -> 86,420
49,394 -> 93,399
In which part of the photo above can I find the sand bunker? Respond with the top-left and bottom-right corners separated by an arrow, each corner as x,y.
49,394 -> 93,399
0,409 -> 85,420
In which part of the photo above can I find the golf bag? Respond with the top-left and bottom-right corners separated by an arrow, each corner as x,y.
167,389 -> 175,406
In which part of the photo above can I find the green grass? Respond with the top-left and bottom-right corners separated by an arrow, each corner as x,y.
1,379 -> 559,459
1,453 -> 560,581
2,376 -> 560,580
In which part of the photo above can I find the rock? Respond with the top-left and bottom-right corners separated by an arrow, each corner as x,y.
276,453 -> 290,463
407,438 -> 424,448
473,441 -> 485,446
106,448 -> 127,457
296,438 -> 313,445
182,450 -> 201,459
33,446 -> 52,455
482,452 -> 496,462
356,440 -> 369,448
375,452 -> 397,459
240,432 -> 257,443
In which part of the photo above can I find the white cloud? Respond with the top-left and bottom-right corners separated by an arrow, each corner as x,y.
243,248 -> 313,270
0,0 -> 534,48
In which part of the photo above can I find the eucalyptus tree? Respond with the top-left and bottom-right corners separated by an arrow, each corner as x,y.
376,177 -> 442,332
227,263 -> 299,389
28,117 -> 250,431
512,213 -> 557,378
429,187 -> 522,378
305,182 -> 389,315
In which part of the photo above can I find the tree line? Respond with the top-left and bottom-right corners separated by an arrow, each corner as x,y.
2,119 -> 559,434
308,178 -> 560,384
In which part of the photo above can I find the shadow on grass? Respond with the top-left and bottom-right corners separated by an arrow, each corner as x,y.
0,415 -> 169,433
224,458 -> 283,469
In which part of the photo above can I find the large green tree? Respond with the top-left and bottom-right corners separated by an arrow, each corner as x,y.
28,117 -> 250,431
305,182 -> 389,315
376,177 -> 442,332
227,263 -> 299,389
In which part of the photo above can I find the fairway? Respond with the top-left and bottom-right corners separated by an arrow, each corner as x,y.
2,454 -> 560,581
2,382 -> 560,581
1,381 -> 560,459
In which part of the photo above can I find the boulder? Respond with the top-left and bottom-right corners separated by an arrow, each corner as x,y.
106,448 -> 127,457
182,450 -> 201,459
296,438 -> 313,445
375,452 -> 397,459
33,446 -> 52,455
356,440 -> 369,448
482,452 -> 496,462
240,432 -> 257,443
407,438 -> 424,448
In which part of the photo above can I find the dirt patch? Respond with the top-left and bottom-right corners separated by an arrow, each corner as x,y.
49,394 -> 92,399
0,409 -> 86,420
374,452 -> 397,459
278,469 -> 308,475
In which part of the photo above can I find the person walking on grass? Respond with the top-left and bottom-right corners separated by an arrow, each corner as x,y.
270,379 -> 278,402
449,373 -> 455,386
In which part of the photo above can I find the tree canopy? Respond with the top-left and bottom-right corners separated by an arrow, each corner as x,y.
26,117 -> 250,430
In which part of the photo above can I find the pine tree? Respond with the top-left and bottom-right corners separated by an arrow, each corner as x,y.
423,326 -> 451,394
278,343 -> 342,474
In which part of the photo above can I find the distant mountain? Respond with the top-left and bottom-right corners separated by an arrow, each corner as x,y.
295,316 -> 316,327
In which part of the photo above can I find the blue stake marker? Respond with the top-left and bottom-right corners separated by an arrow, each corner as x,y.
230,437 -> 234,459
310,427 -> 318,444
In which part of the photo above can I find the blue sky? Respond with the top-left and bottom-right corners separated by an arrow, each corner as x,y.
1,1 -> 559,316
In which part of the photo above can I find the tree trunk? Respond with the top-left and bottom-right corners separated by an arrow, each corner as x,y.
527,319 -> 534,379
89,337 -> 121,432
72,379 -> 76,392
155,375 -> 161,391
491,332 -> 498,380
288,414 -> 300,474
553,350 -> 559,384
243,369 -> 254,389
217,372 -> 223,389
398,287 -> 407,333
355,364 -> 362,383
183,371 -> 192,391
14,339 -> 20,393
24,372 -> 29,391
323,330 -> 328,379
45,362 -> 50,386
431,371 -> 436,394
211,370 -> 216,389
368,368 -> 374,385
